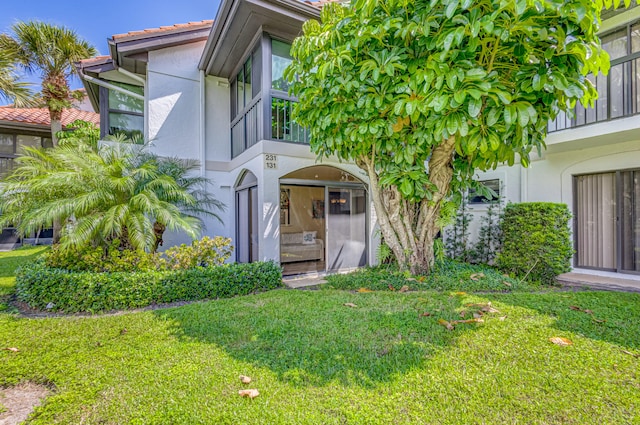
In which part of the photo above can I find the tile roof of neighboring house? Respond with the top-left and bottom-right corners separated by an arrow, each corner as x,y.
0,107 -> 100,128
111,20 -> 214,42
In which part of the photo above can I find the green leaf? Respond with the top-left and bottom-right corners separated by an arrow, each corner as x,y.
468,98 -> 482,118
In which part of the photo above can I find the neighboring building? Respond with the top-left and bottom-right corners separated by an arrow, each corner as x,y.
78,1 -> 639,278
0,97 -> 100,248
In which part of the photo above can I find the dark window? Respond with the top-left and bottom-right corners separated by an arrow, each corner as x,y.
271,40 -> 293,92
468,179 -> 501,204
0,133 -> 49,177
100,83 -> 144,141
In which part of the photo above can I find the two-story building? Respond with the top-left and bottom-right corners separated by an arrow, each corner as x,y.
78,0 -> 639,278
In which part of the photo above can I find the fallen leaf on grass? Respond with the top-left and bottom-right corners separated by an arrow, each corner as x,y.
120,328 -> 128,335
621,350 -> 640,358
498,316 -> 507,321
438,319 -> 455,331
469,273 -> 485,281
388,284 -> 396,291
592,317 -> 607,323
3,347 -> 19,352
343,303 -> 358,308
419,312 -> 432,317
406,277 -> 416,282
473,312 -> 483,319
549,337 -> 573,346
459,310 -> 467,318
398,285 -> 409,293
357,288 -> 373,293
453,291 -> 467,296
239,375 -> 252,384
238,389 -> 260,399
465,303 -> 500,313
502,281 -> 512,287
569,306 -> 595,316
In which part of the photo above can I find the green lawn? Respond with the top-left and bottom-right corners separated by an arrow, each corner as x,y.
1,247 -> 639,424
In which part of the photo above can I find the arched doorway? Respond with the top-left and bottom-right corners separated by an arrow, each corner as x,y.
236,171 -> 258,263
280,166 -> 367,275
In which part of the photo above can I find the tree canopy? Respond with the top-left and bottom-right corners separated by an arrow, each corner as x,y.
288,0 -> 630,273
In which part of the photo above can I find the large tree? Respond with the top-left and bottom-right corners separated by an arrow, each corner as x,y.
0,49 -> 32,106
288,0 -> 629,274
0,21 -> 96,145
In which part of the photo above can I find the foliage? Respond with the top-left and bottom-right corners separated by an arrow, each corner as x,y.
287,0 -> 627,273
44,243 -> 162,273
496,202 -> 573,284
471,191 -> 504,265
0,20 -> 97,144
0,138 -> 224,252
327,260 -> 531,292
56,119 -> 100,150
0,48 -> 32,106
444,197 -> 474,262
15,260 -> 282,313
164,236 -> 233,270
2,289 -> 639,423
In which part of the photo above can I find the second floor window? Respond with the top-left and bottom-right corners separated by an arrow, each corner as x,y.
100,82 -> 144,141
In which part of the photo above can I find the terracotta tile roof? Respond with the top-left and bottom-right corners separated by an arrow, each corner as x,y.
78,55 -> 112,67
112,20 -> 214,41
305,0 -> 343,9
0,107 -> 100,128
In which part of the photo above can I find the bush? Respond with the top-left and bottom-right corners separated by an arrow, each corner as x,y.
164,236 -> 233,269
15,260 -> 282,313
495,202 -> 573,284
45,243 -> 162,273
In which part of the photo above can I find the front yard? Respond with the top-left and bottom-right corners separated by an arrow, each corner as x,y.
1,247 -> 639,424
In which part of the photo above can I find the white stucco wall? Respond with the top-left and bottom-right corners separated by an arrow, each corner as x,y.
147,42 -> 205,160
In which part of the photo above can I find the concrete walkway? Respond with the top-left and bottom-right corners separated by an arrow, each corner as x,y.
557,270 -> 640,293
282,275 -> 328,289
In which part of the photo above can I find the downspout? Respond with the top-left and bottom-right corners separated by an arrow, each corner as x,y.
200,70 -> 206,176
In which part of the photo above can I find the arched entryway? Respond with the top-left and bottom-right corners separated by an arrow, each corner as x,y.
280,166 -> 367,276
235,170 -> 258,263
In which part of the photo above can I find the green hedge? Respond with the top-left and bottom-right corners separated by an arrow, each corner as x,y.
16,260 -> 282,313
496,202 -> 573,284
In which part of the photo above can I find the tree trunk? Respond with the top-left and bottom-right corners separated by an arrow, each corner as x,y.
152,221 -> 166,253
50,118 -> 62,146
361,136 -> 457,275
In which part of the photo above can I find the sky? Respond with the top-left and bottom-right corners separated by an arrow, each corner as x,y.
2,0 -> 222,89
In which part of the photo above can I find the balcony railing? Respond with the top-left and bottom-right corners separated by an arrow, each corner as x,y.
231,97 -> 263,158
271,93 -> 309,144
548,55 -> 640,133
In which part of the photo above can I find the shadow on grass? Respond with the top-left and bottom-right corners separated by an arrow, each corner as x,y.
156,290 -> 477,387
484,290 -> 640,350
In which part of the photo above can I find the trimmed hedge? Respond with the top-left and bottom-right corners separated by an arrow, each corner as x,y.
16,260 -> 282,313
496,202 -> 573,284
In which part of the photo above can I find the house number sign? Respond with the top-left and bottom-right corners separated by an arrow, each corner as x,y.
264,154 -> 278,169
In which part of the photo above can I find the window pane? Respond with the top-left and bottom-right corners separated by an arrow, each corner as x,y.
632,23 -> 640,53
252,44 -> 262,98
0,134 -> 14,154
108,82 -> 143,113
230,78 -> 237,119
469,179 -> 500,204
272,40 -> 292,91
42,138 -> 53,148
601,29 -> 628,60
108,113 -> 144,141
236,69 -> 244,111
244,57 -> 252,106
16,135 -> 41,152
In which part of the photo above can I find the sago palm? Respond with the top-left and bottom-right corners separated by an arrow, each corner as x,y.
0,139 -> 223,252
0,21 -> 96,144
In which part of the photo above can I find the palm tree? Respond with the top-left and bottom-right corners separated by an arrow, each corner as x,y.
0,49 -> 32,106
0,21 -> 96,145
0,138 -> 224,253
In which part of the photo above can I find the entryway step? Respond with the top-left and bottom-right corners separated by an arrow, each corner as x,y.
282,276 -> 328,289
557,272 -> 640,293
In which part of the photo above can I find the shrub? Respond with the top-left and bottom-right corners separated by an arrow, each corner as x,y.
495,202 -> 573,284
45,242 -> 162,273
164,236 -> 233,269
15,260 -> 282,313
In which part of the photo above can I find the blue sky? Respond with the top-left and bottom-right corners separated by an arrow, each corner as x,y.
3,0 -> 222,88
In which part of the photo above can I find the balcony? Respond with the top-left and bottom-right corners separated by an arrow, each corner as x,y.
271,93 -> 309,144
548,55 -> 640,132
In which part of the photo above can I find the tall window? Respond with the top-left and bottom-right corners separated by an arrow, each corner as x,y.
230,43 -> 262,158
100,83 -> 144,141
271,40 -> 293,92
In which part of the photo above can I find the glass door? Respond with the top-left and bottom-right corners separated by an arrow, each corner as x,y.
621,171 -> 640,273
326,188 -> 367,272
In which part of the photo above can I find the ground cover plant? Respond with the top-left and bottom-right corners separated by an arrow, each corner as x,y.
1,247 -> 639,424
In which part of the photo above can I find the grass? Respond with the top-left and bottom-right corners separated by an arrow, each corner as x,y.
0,246 -> 48,312
1,247 -> 639,424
